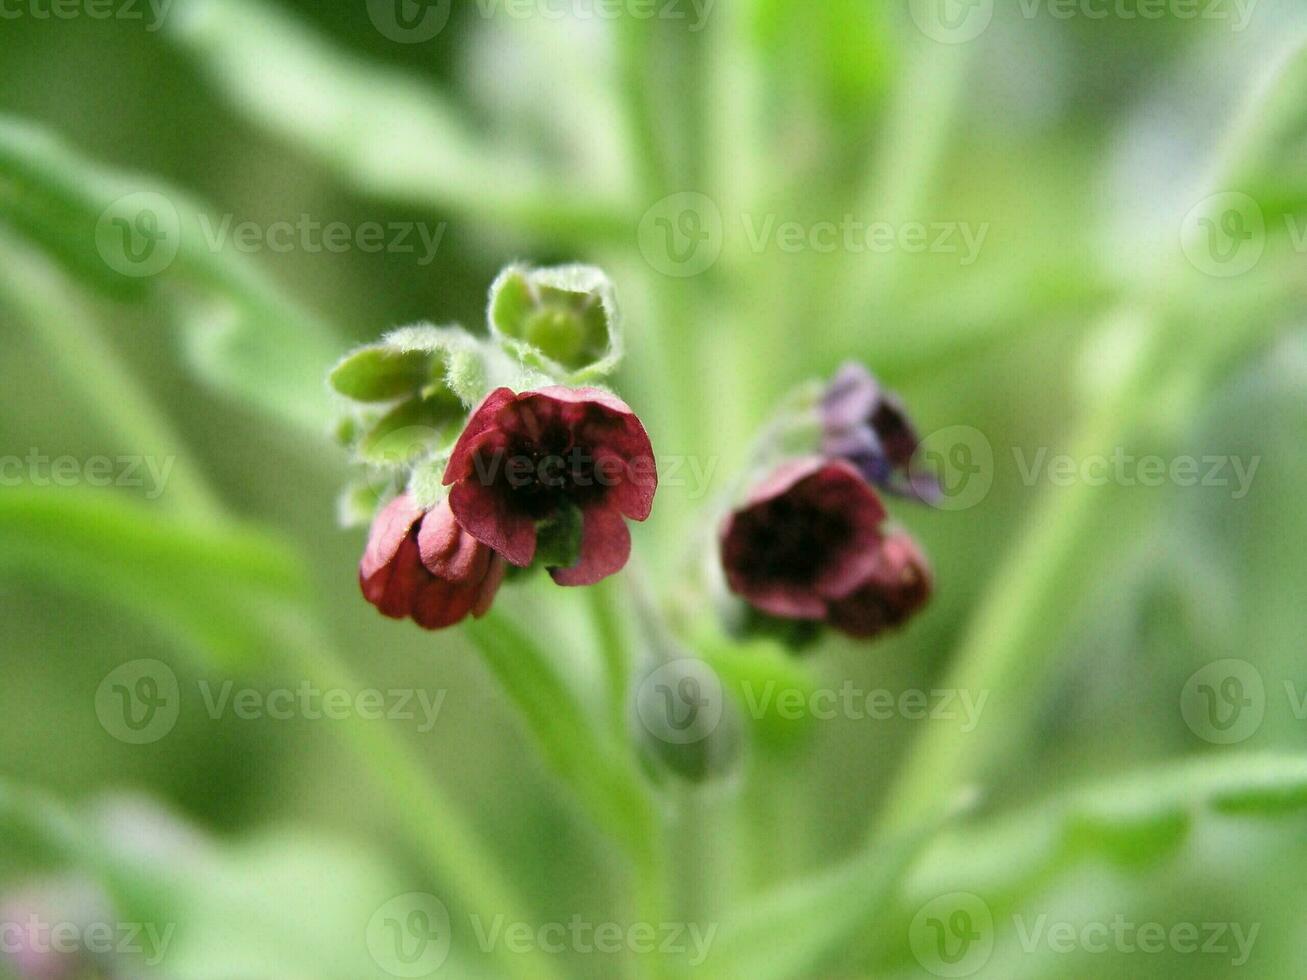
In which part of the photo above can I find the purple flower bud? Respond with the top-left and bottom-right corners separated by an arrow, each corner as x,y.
360,494 -> 508,629
821,362 -> 939,502
443,386 -> 657,586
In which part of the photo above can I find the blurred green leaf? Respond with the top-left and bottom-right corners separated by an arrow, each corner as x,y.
688,803 -> 954,980
0,486 -> 308,668
0,116 -> 338,430
168,0 -> 629,244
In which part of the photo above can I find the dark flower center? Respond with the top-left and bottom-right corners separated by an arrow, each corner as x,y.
483,423 -> 606,520
744,497 -> 852,585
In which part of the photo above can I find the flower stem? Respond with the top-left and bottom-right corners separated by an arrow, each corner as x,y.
588,578 -> 635,738
275,618 -> 563,980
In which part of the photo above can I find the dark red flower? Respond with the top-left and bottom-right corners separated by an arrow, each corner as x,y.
720,458 -> 933,641
821,362 -> 939,501
443,386 -> 657,586
719,458 -> 886,620
827,532 -> 932,640
360,493 -> 507,629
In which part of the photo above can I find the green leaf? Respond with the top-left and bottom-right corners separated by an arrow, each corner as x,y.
688,802 -> 959,980
329,345 -> 434,402
166,0 -> 628,246
0,116 -> 339,431
0,486 -> 308,668
488,264 -> 624,382
895,754 -> 1307,946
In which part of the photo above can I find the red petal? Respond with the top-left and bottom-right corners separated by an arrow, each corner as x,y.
742,583 -> 827,620
444,387 -> 516,485
549,505 -> 631,586
359,493 -> 423,582
411,580 -> 478,630
743,457 -> 828,507
449,480 -> 537,567
418,498 -> 490,583
472,555 -> 509,617
362,536 -> 429,619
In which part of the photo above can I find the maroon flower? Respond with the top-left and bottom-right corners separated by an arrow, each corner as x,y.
720,458 -> 933,641
443,386 -> 657,586
821,362 -> 939,501
720,458 -> 886,620
360,493 -> 507,629
827,532 -> 932,640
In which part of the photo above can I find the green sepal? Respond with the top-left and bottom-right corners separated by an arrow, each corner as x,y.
408,453 -> 452,510
357,390 -> 464,467
328,345 -> 433,402
336,476 -> 402,529
533,503 -> 584,571
488,264 -> 623,382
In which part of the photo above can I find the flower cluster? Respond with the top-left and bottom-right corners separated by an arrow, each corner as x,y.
719,364 -> 934,643
335,266 -> 657,630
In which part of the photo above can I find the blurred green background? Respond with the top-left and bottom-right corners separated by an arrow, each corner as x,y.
3,0 -> 1307,977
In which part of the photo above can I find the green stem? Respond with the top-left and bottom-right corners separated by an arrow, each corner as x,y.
465,612 -> 660,868
589,578 -> 635,738
274,619 -> 563,980
617,15 -> 670,202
